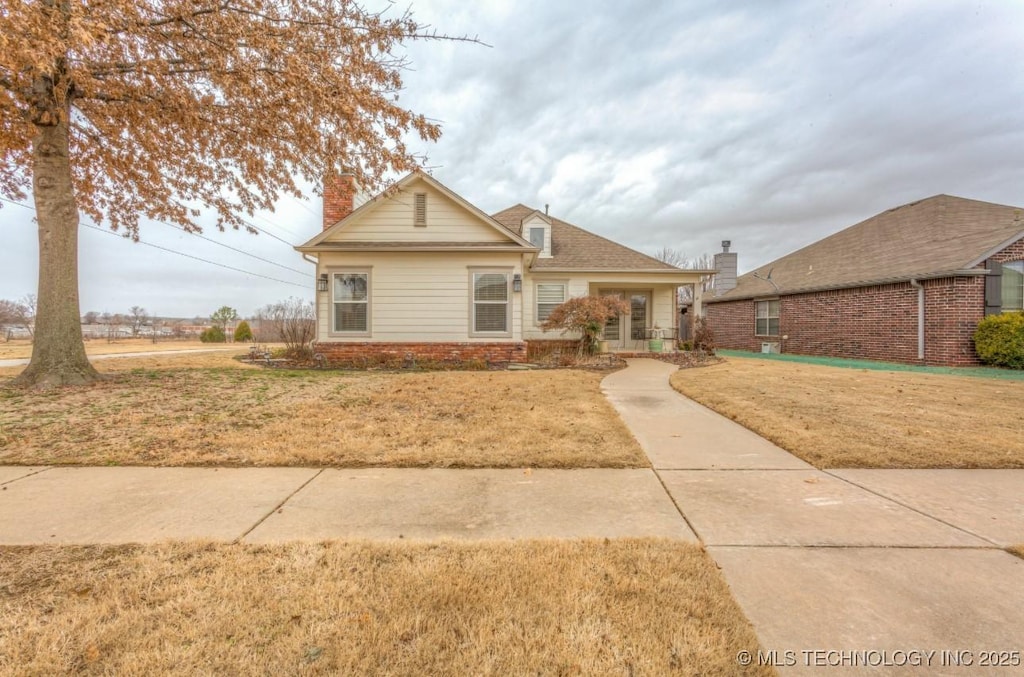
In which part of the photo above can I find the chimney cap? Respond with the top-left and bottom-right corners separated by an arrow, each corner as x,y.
721,240 -> 731,252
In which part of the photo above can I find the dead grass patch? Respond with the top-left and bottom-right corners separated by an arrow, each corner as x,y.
0,367 -> 645,468
0,338 -> 237,361
0,539 -> 769,676
670,357 -> 1024,469
1009,546 -> 1024,560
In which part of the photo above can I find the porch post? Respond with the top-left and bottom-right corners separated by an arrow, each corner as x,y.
692,281 -> 703,334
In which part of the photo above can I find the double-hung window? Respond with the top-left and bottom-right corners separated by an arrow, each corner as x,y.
333,272 -> 369,334
528,227 -> 545,250
1002,261 -> 1024,312
755,299 -> 780,336
472,271 -> 510,335
536,283 -> 566,324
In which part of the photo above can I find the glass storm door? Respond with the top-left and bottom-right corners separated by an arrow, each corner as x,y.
629,293 -> 650,345
601,290 -> 624,347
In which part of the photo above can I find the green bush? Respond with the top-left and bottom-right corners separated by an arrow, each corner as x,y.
973,312 -> 1024,368
233,320 -> 253,342
199,326 -> 226,343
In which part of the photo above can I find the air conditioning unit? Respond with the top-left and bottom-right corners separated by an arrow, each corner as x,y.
761,342 -> 780,354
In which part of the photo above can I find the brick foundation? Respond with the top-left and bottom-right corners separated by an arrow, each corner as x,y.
313,341 -> 528,364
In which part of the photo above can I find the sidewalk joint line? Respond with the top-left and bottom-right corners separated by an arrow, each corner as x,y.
0,466 -> 54,487
234,468 -> 324,544
820,469 -> 1001,547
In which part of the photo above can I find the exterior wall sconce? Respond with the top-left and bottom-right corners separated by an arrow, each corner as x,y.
512,273 -> 522,293
317,273 -> 329,292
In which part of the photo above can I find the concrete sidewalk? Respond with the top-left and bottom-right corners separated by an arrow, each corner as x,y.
0,466 -> 694,544
602,359 -> 1024,676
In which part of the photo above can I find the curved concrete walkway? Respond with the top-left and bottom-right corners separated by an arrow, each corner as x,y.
602,359 -> 1024,676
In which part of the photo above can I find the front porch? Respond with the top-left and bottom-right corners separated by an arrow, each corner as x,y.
590,281 -> 702,352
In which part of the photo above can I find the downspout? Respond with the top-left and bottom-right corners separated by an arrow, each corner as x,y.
910,279 -> 924,361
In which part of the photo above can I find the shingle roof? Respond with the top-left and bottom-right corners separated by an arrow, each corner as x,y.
490,204 -> 679,271
711,194 -> 1024,301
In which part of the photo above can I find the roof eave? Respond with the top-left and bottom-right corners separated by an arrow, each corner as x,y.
296,244 -> 539,253
707,269 -> 990,302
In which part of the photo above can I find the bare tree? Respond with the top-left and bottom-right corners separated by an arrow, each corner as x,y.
82,311 -> 99,325
128,306 -> 149,336
0,299 -> 28,340
654,247 -> 688,268
258,298 -> 315,357
1,2 -> 475,387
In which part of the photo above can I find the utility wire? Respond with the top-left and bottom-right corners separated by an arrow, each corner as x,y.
154,220 -> 308,276
1,196 -> 309,289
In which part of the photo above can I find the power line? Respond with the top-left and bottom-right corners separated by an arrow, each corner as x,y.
82,224 -> 309,288
153,219 -> 308,276
1,196 -> 309,289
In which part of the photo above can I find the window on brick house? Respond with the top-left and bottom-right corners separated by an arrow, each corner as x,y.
1002,261 -> 1024,312
755,300 -> 780,336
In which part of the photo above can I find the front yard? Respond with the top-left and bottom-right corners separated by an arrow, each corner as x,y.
0,359 -> 646,468
0,539 -> 768,675
670,357 -> 1024,469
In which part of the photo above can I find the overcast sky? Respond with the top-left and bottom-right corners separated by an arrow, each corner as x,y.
3,0 -> 1023,318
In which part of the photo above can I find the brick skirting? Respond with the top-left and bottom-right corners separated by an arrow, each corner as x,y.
313,341 -> 529,364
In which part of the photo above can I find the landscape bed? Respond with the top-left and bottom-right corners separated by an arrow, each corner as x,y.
0,539 -> 770,675
670,356 -> 1024,469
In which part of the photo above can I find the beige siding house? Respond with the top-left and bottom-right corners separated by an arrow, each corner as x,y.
296,171 -> 710,363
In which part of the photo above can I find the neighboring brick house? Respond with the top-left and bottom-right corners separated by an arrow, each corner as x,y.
706,195 -> 1024,366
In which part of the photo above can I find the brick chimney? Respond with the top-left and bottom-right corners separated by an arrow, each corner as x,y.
713,240 -> 737,295
323,173 -> 358,230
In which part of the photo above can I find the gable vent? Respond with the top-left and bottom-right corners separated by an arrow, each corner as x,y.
414,193 -> 427,227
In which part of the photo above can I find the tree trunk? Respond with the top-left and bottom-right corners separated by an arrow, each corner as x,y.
14,116 -> 99,388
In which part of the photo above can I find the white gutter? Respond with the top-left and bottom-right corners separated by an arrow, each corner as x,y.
910,279 -> 924,360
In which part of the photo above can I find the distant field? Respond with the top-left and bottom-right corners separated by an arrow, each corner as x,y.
0,338 -> 244,361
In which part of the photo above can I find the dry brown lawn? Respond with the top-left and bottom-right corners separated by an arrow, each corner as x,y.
670,357 -> 1024,469
0,363 -> 646,468
0,539 -> 769,676
0,338 -> 239,360
0,349 -> 255,378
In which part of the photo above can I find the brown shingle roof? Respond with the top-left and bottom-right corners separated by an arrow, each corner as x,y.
711,194 -> 1024,301
490,204 -> 679,271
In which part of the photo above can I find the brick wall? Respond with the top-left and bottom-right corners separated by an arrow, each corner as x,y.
706,278 -> 985,366
313,341 -> 528,364
323,174 -> 356,230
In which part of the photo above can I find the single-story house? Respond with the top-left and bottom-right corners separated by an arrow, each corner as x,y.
295,171 -> 712,362
705,194 -> 1024,366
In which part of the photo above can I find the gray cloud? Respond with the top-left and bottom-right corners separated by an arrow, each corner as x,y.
3,0 -> 1023,315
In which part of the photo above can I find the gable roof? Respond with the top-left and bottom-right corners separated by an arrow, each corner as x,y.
491,204 -> 685,272
711,194 -> 1024,301
297,171 -> 536,251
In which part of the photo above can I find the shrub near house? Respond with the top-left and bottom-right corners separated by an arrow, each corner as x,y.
974,312 -> 1024,368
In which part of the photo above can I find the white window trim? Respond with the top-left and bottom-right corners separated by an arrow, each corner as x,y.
754,299 -> 780,337
328,268 -> 372,337
534,280 -> 568,326
468,267 -> 513,338
1001,260 -> 1024,312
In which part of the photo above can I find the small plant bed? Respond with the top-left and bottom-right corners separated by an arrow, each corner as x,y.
0,367 -> 646,468
656,351 -> 723,369
0,540 -> 769,675
670,356 -> 1024,469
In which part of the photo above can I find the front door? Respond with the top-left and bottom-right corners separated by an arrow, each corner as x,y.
601,290 -> 625,348
629,293 -> 650,348
601,290 -> 651,349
